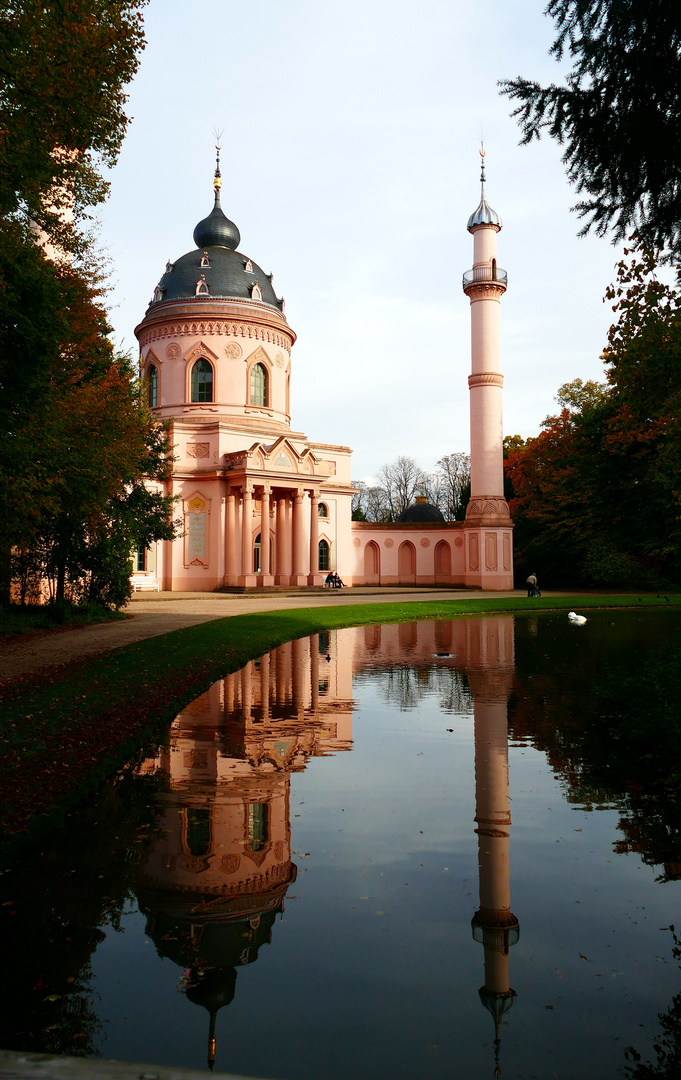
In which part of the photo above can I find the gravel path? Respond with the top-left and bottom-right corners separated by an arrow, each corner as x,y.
0,588 -> 530,686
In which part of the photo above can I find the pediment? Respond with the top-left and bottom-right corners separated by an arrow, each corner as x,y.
265,436 -> 301,472
145,347 -> 162,368
245,344 -> 271,367
185,340 -> 219,365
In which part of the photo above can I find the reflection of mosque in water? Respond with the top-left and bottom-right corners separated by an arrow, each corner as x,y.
137,617 -> 519,1074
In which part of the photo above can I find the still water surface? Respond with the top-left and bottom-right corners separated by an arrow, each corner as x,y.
3,610 -> 681,1079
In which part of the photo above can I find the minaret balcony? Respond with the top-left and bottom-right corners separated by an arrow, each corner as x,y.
462,266 -> 508,291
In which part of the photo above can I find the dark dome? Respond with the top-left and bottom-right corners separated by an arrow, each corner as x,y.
149,176 -> 284,313
397,501 -> 446,523
155,245 -> 283,310
193,198 -> 240,250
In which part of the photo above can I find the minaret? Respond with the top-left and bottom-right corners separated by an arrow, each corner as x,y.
463,150 -> 514,590
467,616 -> 519,1077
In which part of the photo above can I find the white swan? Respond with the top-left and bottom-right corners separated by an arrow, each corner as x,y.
568,611 -> 587,625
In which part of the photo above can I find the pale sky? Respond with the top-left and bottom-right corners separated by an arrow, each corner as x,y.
99,0 -> 627,482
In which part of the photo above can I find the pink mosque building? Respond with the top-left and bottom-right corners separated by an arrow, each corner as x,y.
135,150 -> 513,591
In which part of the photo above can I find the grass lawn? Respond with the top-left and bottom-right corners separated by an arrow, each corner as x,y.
1,592 -> 679,860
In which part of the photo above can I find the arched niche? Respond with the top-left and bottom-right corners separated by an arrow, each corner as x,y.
398,540 -> 416,583
364,541 -> 380,584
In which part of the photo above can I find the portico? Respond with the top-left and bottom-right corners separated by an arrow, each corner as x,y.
223,480 -> 326,588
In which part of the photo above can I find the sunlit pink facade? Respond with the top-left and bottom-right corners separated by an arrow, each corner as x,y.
134,155 -> 513,590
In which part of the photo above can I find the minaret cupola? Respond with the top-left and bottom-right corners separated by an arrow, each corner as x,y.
467,149 -> 503,232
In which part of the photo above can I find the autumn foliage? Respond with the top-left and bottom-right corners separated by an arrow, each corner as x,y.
0,1 -> 178,608
506,246 -> 681,587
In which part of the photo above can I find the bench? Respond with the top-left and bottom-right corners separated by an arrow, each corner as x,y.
130,574 -> 160,592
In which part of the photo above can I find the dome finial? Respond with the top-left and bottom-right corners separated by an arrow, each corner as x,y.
212,127 -> 224,205
192,131 -> 241,250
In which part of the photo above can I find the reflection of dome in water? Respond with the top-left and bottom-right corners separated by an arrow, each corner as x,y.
141,904 -> 282,970
186,967 -> 237,1069
140,903 -> 285,1072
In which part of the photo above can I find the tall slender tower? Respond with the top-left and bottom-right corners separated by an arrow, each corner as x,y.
467,616 -> 519,1077
463,151 -> 514,590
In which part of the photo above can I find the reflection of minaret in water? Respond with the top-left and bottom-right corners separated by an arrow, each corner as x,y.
136,632 -> 353,1072
466,618 -> 519,1077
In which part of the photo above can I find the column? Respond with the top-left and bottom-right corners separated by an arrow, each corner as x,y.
275,645 -> 287,707
292,636 -> 307,719
310,634 -> 320,717
260,652 -> 271,721
241,662 -> 252,722
258,485 -> 274,587
224,672 -> 236,714
224,489 -> 238,586
308,488 -> 323,586
275,494 -> 291,585
239,483 -> 257,587
291,487 -> 308,586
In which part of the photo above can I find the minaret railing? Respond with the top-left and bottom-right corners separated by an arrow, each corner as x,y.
462,265 -> 508,288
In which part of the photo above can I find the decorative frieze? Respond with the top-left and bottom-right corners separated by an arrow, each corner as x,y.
468,372 -> 504,389
463,282 -> 506,302
139,320 -> 293,350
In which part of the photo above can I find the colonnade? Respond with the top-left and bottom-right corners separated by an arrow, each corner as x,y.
224,483 -> 323,588
222,636 -> 323,722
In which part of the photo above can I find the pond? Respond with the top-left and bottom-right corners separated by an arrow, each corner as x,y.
3,609 -> 681,1079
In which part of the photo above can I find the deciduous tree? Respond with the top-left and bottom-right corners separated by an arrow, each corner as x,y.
507,245 -> 681,586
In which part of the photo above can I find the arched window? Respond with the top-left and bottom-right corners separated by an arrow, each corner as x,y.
254,533 -> 261,573
200,253 -> 210,267
147,364 -> 158,408
250,362 -> 267,407
191,358 -> 213,402
318,538 -> 329,571
318,502 -> 328,518
248,802 -> 269,852
184,807 -> 211,857
195,276 -> 209,296
251,282 -> 262,300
